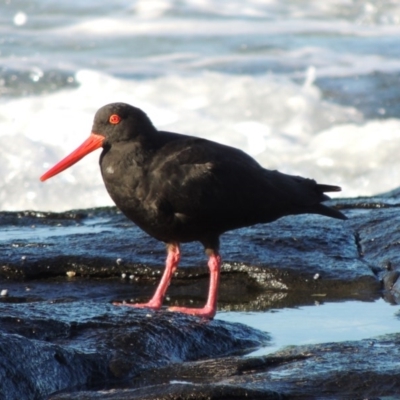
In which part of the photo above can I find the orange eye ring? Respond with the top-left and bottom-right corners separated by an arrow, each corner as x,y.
109,114 -> 121,124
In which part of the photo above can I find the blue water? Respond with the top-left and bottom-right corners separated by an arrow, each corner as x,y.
1,0 -> 400,211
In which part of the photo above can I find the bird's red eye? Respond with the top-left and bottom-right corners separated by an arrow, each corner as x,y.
109,114 -> 121,124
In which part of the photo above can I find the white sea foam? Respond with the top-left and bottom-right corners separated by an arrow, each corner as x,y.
1,69 -> 399,211
55,16 -> 400,39
1,0 -> 400,211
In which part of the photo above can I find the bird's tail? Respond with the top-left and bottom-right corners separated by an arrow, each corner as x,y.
312,203 -> 347,220
317,184 -> 342,193
314,184 -> 347,220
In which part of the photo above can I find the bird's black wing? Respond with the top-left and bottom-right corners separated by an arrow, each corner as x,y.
146,134 -> 344,241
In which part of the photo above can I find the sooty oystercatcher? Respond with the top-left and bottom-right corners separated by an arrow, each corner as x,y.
41,102 -> 347,318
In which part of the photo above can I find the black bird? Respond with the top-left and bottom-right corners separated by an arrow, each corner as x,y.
41,102 -> 347,318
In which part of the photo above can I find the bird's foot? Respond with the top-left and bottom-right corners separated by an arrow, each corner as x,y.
168,305 -> 216,319
113,300 -> 162,310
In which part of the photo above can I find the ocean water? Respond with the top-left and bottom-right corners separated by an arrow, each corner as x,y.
2,0 -> 400,211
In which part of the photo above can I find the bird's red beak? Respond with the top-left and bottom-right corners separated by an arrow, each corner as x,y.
40,133 -> 105,182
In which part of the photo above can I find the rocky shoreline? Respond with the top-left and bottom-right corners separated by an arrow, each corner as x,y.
1,190 -> 400,399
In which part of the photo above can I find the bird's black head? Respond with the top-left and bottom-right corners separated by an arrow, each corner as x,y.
92,103 -> 156,144
40,102 -> 156,182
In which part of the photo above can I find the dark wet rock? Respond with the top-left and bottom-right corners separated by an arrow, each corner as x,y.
2,191 -> 400,398
0,302 -> 269,400
51,333 -> 400,399
341,197 -> 400,303
0,332 -> 106,400
382,269 -> 400,291
0,203 -> 380,310
392,278 -> 400,304
51,385 -> 280,399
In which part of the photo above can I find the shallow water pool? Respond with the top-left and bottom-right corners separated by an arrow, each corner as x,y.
217,298 -> 400,355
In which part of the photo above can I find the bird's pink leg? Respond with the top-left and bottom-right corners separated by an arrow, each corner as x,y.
168,251 -> 221,319
113,243 -> 180,310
